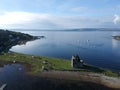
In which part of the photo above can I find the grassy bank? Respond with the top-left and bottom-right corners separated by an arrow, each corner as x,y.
0,52 -> 118,77
0,52 -> 71,73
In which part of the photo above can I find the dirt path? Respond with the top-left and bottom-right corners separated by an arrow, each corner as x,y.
35,71 -> 120,89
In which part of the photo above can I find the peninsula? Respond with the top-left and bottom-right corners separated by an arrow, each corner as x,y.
0,29 -> 43,54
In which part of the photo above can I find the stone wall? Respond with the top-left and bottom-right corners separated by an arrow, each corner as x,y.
71,55 -> 84,68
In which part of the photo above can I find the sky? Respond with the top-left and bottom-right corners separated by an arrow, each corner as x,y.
0,0 -> 120,29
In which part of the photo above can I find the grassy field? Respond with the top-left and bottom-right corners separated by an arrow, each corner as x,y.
0,52 -> 118,77
0,52 -> 71,73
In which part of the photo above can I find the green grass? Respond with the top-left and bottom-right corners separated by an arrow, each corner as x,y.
82,64 -> 118,77
0,52 -> 71,73
103,70 -> 118,77
0,52 -> 118,77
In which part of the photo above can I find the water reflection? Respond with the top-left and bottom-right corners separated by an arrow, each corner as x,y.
112,32 -> 118,48
112,39 -> 118,48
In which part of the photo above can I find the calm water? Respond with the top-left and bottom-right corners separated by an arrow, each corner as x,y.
10,30 -> 120,71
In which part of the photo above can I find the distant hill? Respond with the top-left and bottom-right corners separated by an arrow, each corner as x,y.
11,28 -> 120,32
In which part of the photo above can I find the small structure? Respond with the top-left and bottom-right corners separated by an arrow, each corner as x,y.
71,55 -> 84,68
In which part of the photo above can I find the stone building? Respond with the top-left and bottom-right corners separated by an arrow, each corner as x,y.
71,55 -> 84,68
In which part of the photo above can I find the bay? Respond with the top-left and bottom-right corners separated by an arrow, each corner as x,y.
10,30 -> 120,71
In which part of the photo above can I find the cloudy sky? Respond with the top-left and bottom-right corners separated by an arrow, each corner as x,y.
0,0 -> 120,29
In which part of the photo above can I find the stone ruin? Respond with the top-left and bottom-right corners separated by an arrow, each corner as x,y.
71,55 -> 84,68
